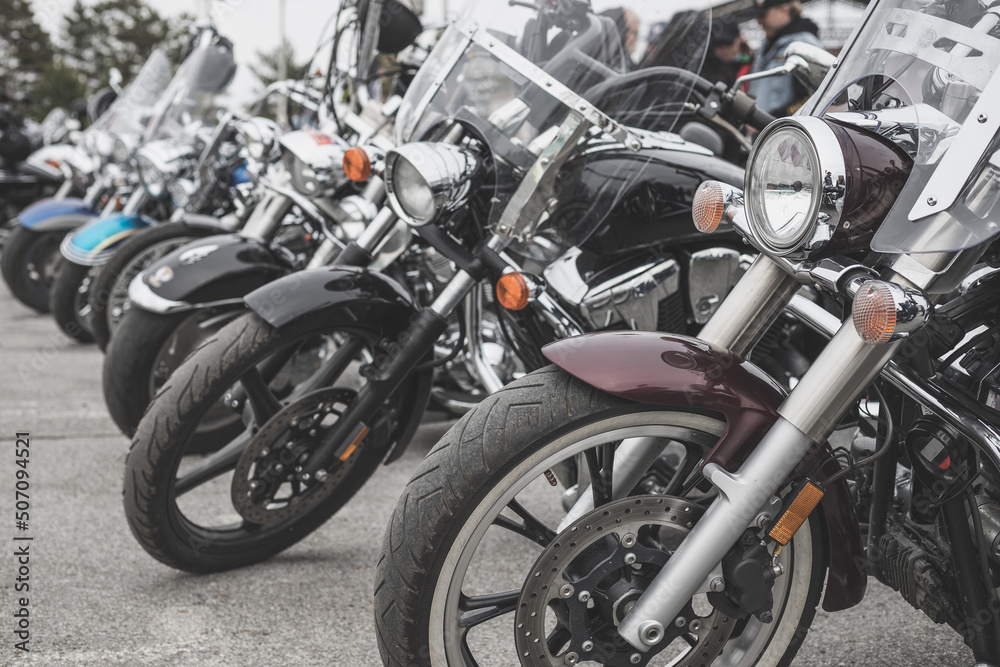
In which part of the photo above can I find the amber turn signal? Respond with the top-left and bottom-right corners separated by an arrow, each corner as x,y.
344,147 -> 372,182
768,480 -> 825,546
693,181 -> 726,233
497,272 -> 531,311
852,281 -> 896,344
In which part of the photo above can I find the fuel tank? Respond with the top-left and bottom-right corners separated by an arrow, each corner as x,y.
548,141 -> 745,255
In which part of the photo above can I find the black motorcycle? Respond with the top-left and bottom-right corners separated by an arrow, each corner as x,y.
120,0 -> 794,573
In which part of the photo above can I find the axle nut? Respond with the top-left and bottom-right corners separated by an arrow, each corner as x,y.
638,620 -> 664,645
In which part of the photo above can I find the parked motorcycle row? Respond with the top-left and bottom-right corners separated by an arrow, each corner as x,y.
5,0 -> 1000,664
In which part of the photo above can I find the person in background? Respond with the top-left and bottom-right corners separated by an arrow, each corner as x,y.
600,7 -> 641,69
699,15 -> 752,88
743,0 -> 822,116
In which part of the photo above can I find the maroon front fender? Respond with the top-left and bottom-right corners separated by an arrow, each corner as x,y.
542,331 -> 866,612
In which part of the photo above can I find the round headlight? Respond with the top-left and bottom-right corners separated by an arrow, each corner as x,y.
747,123 -> 823,253
384,143 -> 481,227
283,152 -> 319,195
168,178 -> 197,208
113,136 -> 133,164
137,155 -> 166,198
745,116 -> 912,258
392,157 -> 436,224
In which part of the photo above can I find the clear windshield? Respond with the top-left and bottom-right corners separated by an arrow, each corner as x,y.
86,50 -> 172,151
143,38 -> 234,143
395,1 -> 710,146
810,0 -> 1000,253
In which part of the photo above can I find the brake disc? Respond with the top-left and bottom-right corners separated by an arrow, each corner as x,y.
231,387 -> 360,525
514,495 -> 735,667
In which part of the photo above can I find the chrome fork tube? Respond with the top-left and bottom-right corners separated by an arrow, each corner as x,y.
698,254 -> 801,354
463,286 -> 505,394
241,191 -> 293,241
619,270 -> 903,651
355,207 -> 398,254
562,256 -> 800,551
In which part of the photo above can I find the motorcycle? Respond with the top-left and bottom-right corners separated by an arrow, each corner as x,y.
373,1 -> 1000,665
49,27 -> 238,343
119,0 -> 795,574
83,108 -> 262,351
102,0 -> 421,440
1,51 -> 173,313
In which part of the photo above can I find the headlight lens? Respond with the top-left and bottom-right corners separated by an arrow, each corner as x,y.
384,143 -> 480,227
747,125 -> 821,252
283,152 -> 319,195
113,136 -> 133,164
393,157 -> 436,223
744,116 -> 912,258
168,178 -> 197,208
135,141 -> 195,199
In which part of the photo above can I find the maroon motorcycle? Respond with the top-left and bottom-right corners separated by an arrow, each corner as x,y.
375,0 -> 1000,665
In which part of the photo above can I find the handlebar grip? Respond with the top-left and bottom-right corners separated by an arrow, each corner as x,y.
729,90 -> 777,129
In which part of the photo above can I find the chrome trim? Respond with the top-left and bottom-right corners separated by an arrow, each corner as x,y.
745,116 -> 847,258
698,255 -> 800,356
579,258 -> 680,331
463,286 -> 504,394
787,293 -> 1000,473
688,248 -> 742,324
385,143 -> 480,226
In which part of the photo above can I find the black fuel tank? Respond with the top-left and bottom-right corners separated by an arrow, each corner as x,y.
548,143 -> 744,255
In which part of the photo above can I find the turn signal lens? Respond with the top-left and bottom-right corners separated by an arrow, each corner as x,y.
344,147 -> 372,182
497,273 -> 531,311
852,281 -> 896,344
693,181 -> 726,233
768,480 -> 825,546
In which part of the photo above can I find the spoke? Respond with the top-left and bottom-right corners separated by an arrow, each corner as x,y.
458,590 -> 520,629
662,449 -> 703,497
173,429 -> 252,496
292,334 -> 366,398
545,624 -> 573,655
493,498 -> 557,547
585,443 -> 615,508
240,366 -> 283,423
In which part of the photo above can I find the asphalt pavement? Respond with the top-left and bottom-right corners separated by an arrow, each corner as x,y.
0,280 -> 979,666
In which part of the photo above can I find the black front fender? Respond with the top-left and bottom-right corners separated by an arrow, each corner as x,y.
133,234 -> 292,313
245,266 -> 433,462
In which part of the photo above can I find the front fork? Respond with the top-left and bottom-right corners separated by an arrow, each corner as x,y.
615,254 -> 902,650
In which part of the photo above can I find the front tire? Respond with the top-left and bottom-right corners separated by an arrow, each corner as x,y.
123,310 -> 422,573
102,305 -> 244,445
375,366 -> 826,667
1,225 -> 66,313
49,260 -> 95,342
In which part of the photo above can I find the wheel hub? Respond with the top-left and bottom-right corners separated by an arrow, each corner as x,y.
231,387 -> 359,525
515,495 -> 735,667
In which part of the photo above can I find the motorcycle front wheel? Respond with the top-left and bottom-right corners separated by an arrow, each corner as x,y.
49,260 -> 95,342
103,305 -> 244,445
123,310 -> 421,573
375,366 -> 826,667
1,225 -> 65,313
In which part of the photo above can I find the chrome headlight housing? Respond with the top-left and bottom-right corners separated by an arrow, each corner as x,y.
278,130 -> 348,197
113,135 -> 135,164
384,143 -> 480,227
135,140 -> 197,199
746,117 -> 839,255
745,116 -> 912,259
